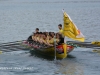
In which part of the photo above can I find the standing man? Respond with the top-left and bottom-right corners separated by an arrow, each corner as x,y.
58,24 -> 63,34
58,24 -> 64,44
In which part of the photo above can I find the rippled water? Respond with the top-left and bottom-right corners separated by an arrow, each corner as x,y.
0,0 -> 100,75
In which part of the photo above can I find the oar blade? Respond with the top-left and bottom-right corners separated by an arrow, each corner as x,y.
92,41 -> 100,46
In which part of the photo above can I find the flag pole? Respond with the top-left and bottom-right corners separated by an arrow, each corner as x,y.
54,33 -> 57,61
62,9 -> 64,13
54,9 -> 65,61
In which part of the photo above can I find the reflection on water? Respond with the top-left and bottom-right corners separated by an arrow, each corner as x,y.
55,59 -> 84,75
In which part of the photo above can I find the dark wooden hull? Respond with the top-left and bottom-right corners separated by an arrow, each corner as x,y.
23,41 -> 74,59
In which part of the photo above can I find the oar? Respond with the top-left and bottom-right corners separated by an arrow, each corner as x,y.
0,45 -> 28,50
0,47 -> 28,53
0,42 -> 23,49
67,41 -> 100,45
0,42 -> 30,50
0,40 -> 27,49
0,43 -> 30,53
67,41 -> 100,47
0,49 -> 13,53
0,40 -> 31,54
0,45 -> 30,54
91,41 -> 100,46
0,43 -> 21,47
0,47 -> 20,52
66,41 -> 100,49
0,40 -> 25,46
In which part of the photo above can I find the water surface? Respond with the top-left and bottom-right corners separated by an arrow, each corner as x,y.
0,0 -> 100,75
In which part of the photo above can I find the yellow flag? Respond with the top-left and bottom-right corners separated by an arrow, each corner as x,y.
63,12 -> 85,42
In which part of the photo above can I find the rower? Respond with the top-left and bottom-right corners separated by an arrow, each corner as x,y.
47,33 -> 54,46
27,28 -> 39,43
35,28 -> 39,33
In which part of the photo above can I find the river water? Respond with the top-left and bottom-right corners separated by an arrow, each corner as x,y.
0,0 -> 100,75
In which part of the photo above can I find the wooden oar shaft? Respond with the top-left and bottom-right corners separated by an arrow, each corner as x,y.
0,43 -> 20,47
0,43 -> 21,47
67,41 -> 91,44
67,41 -> 100,49
0,44 -> 28,50
0,40 -> 25,45
67,41 -> 100,45
0,49 -> 13,52
0,42 -> 30,53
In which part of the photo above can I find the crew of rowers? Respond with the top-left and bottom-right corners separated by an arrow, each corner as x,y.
27,24 -> 64,47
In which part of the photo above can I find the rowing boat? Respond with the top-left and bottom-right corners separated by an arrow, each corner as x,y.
22,40 -> 74,59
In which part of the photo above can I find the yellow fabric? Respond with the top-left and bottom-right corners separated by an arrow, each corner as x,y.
63,43 -> 67,58
63,12 -> 85,42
